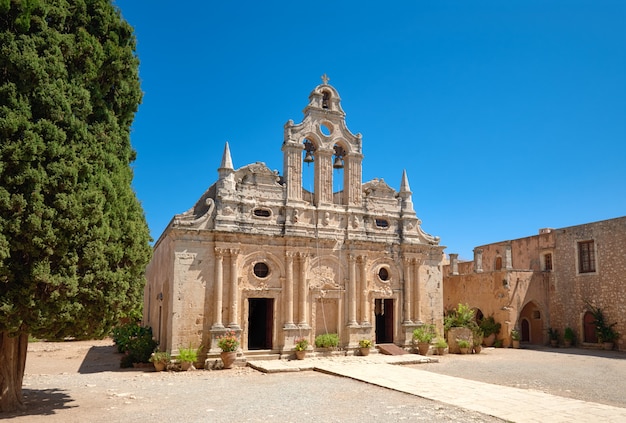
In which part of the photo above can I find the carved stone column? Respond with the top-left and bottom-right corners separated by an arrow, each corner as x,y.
449,253 -> 459,275
228,249 -> 240,329
358,255 -> 370,325
475,248 -> 483,273
505,245 -> 512,269
413,259 -> 422,323
284,252 -> 296,328
315,150 -> 333,205
212,248 -> 225,329
402,257 -> 413,324
348,254 -> 358,326
298,253 -> 309,327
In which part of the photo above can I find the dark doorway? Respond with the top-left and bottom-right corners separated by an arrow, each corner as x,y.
584,311 -> 598,343
521,318 -> 530,342
248,298 -> 273,350
375,298 -> 394,344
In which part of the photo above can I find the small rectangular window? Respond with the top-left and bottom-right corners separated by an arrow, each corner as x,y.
578,240 -> 596,273
544,253 -> 552,271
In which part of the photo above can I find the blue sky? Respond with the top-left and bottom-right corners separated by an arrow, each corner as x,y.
114,1 -> 625,260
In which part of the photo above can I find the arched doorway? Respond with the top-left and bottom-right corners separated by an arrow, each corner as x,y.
583,311 -> 598,343
519,301 -> 543,344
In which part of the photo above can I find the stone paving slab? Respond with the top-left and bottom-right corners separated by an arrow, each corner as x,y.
247,354 -> 626,422
311,360 -> 626,423
247,353 -> 434,373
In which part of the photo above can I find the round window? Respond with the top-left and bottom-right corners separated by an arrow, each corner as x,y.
378,267 -> 389,281
253,262 -> 269,278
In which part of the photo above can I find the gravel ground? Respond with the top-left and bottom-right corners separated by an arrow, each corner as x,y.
414,344 -> 626,408
4,340 -> 625,422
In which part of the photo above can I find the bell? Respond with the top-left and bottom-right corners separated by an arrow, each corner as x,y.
333,156 -> 344,169
303,151 -> 314,163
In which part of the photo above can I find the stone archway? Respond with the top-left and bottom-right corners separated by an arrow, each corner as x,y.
519,301 -> 543,344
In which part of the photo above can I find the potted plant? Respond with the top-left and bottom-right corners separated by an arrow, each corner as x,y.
586,302 -> 620,350
358,339 -> 373,356
511,329 -> 521,349
548,327 -> 559,347
412,324 -> 435,355
563,327 -> 575,347
444,304 -> 478,353
177,346 -> 198,371
149,350 -> 171,372
217,330 -> 239,369
314,333 -> 339,349
434,337 -> 448,355
456,338 -> 471,354
294,337 -> 309,360
479,315 -> 501,347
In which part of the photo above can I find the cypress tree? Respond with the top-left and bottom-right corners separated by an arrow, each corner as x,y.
0,0 -> 151,411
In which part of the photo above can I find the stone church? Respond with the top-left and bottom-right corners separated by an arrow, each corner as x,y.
143,77 -> 445,360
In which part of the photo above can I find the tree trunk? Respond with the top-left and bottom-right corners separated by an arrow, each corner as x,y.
0,332 -> 28,412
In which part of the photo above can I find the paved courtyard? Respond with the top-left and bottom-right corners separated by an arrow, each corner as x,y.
4,340 -> 626,422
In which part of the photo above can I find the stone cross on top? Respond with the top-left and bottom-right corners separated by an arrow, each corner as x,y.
321,73 -> 330,85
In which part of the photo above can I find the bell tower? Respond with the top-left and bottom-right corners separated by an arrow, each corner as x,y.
282,75 -> 363,207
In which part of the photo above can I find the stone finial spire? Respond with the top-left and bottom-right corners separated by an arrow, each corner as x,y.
219,141 -> 234,173
399,169 -> 415,214
217,141 -> 235,192
400,169 -> 411,193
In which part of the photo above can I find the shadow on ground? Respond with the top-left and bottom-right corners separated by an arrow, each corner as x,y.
78,344 -> 122,374
2,388 -> 76,419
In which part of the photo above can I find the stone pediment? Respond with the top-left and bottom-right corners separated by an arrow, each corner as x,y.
236,162 -> 281,187
363,178 -> 397,200
173,184 -> 216,229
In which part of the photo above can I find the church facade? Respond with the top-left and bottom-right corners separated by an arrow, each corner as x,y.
143,77 -> 444,360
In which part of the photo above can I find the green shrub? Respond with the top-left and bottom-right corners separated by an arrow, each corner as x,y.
178,346 -> 198,363
479,315 -> 501,337
444,304 -> 478,332
113,323 -> 158,368
457,338 -> 471,349
112,322 -> 150,353
413,324 -> 436,343
315,333 -> 339,348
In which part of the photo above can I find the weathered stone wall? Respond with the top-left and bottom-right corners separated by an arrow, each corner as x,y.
549,217 -> 626,350
444,216 -> 625,351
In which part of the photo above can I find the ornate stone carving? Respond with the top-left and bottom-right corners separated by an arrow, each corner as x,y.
309,265 -> 341,290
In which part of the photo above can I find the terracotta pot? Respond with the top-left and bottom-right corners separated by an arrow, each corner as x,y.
181,361 -> 193,371
295,350 -> 306,360
416,342 -> 430,356
550,339 -> 558,347
437,347 -> 446,355
359,347 -> 370,356
512,340 -> 520,349
220,351 -> 237,369
459,347 -> 469,354
483,334 -> 496,347
153,361 -> 166,372
473,345 -> 482,354
564,339 -> 572,348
